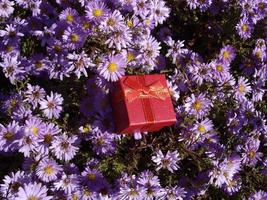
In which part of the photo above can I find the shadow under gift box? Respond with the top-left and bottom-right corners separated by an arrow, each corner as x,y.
111,74 -> 177,134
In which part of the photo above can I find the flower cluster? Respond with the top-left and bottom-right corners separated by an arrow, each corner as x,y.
0,0 -> 266,199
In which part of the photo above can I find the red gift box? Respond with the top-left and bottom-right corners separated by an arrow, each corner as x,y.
111,74 -> 176,134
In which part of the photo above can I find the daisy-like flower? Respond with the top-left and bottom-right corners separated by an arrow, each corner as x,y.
15,182 -> 52,200
0,24 -> 24,44
105,27 -> 132,50
81,167 -> 107,191
193,118 -> 214,138
150,0 -> 170,25
0,171 -> 30,199
36,122 -> 61,155
166,38 -> 187,64
0,0 -> 14,18
241,139 -> 262,166
184,93 -> 212,119
85,1 -> 109,23
50,134 -> 79,161
162,185 -> 187,200
188,62 -> 212,85
219,45 -> 236,64
39,91 -> 63,119
119,185 -> 146,200
59,7 -> 78,24
252,46 -> 266,62
24,117 -> 46,138
167,80 -> 180,102
53,173 -> 79,195
24,84 -> 46,109
248,190 -> 267,200
0,54 -> 24,84
236,17 -> 253,39
100,10 -> 125,32
36,158 -> 62,182
234,77 -> 251,101
152,150 -> 180,173
99,54 -> 126,82
67,51 -> 95,78
62,26 -> 86,50
0,121 -> 21,152
209,59 -> 230,81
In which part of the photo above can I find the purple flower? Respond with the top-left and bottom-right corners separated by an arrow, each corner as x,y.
150,0 -> 170,25
241,139 -> 262,166
24,117 -> 46,138
36,158 -> 62,182
192,118 -> 214,138
118,184 -> 146,200
54,173 -> 79,195
67,51 -> 95,78
152,150 -> 180,172
62,26 -> 86,50
234,77 -> 251,101
163,185 -> 187,200
248,190 -> 267,200
15,182 -> 53,200
0,0 -> 14,18
0,121 -> 21,152
99,54 -> 126,82
0,171 -> 30,199
236,17 -> 253,39
24,84 -> 46,109
219,45 -> 236,64
86,1 -> 109,23
59,7 -> 79,24
50,134 -> 79,161
39,92 -> 63,119
0,54 -> 25,84
184,93 -> 212,119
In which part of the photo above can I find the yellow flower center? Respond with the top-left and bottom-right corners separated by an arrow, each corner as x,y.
93,9 -> 102,17
145,19 -> 151,26
83,21 -> 91,30
44,165 -> 54,175
72,194 -> 78,200
193,100 -> 202,111
127,20 -> 133,28
197,125 -> 206,133
127,52 -> 135,62
83,125 -> 91,133
32,127 -> 38,136
223,51 -> 230,59
35,61 -> 43,69
83,189 -> 92,196
70,34 -> 79,43
248,150 -> 256,159
107,62 -> 117,73
107,18 -> 115,26
66,14 -> 73,22
241,24 -> 248,32
28,196 -> 39,200
255,51 -> 262,59
216,64 -> 223,72
238,84 -> 245,93
87,173 -> 96,181
129,189 -> 138,196
3,131 -> 14,141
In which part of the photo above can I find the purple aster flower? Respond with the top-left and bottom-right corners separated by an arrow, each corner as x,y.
152,150 -> 180,173
0,171 -> 30,199
59,7 -> 79,24
198,0 -> 213,12
67,51 -> 95,78
24,84 -> 46,109
105,27 -> 132,50
86,1 -> 109,23
15,182 -> 53,200
162,185 -> 187,200
184,93 -> 212,119
62,26 -> 86,50
0,54 -> 25,84
50,134 -> 79,161
36,158 -> 63,182
209,59 -> 230,81
24,117 -> 46,138
99,54 -> 126,82
0,121 -> 21,152
248,190 -> 267,200
18,130 -> 39,157
54,173 -> 79,195
236,17 -> 253,39
166,38 -> 187,64
219,45 -> 236,64
100,10 -> 125,32
118,184 -> 146,200
241,139 -> 263,166
0,24 -> 24,44
36,122 -> 61,155
252,46 -> 266,62
150,0 -> 170,25
90,130 -> 117,156
0,0 -> 14,18
167,80 -> 180,102
138,35 -> 161,70
81,167 -> 108,191
132,0 -> 151,17
39,91 -> 63,119
209,155 -> 241,188
188,62 -> 212,85
192,118 -> 214,138
234,77 -> 251,101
